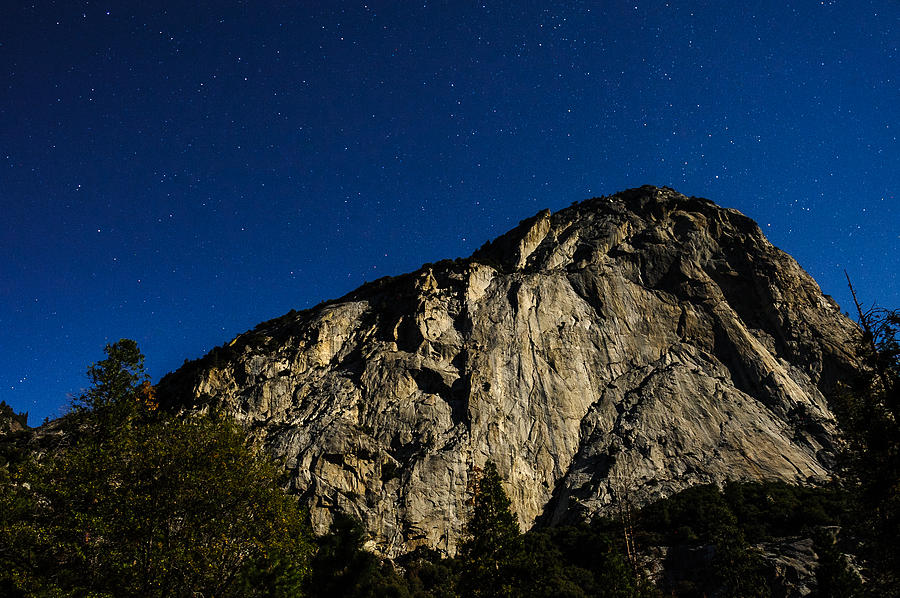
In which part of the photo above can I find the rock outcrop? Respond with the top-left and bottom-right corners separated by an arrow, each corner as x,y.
159,186 -> 859,557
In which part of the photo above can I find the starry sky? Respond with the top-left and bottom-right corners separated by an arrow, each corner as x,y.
2,1 -> 898,423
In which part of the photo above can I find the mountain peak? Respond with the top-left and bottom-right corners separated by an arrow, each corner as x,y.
470,185 -> 763,275
159,187 -> 858,557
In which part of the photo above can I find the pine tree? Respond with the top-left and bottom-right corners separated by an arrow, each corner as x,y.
457,461 -> 524,598
76,338 -> 148,413
813,528 -> 863,598
831,282 -> 900,594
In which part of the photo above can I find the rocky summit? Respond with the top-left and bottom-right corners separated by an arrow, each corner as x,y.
158,186 -> 859,558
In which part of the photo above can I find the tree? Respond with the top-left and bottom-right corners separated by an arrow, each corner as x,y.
398,547 -> 459,598
456,461 -> 524,598
711,533 -> 771,598
307,513 -> 412,598
831,296 -> 900,595
813,528 -> 863,598
0,339 -> 314,597
76,338 -> 148,414
0,400 -> 27,432
519,524 -> 649,598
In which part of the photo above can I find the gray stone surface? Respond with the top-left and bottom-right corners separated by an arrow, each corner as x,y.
159,186 -> 859,557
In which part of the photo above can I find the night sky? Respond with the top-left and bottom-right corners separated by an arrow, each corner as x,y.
3,1 -> 898,423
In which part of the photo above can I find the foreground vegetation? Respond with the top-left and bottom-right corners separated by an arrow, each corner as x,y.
299,477 -> 862,598
0,340 -> 314,597
0,301 -> 897,596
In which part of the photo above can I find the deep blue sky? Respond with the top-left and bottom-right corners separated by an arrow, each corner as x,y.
3,1 -> 898,423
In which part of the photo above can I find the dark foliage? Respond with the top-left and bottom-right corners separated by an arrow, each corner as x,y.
829,296 -> 900,595
73,338 -> 149,418
640,481 -> 849,548
307,513 -> 401,598
397,548 -> 459,598
0,429 -> 30,471
520,523 -> 652,598
453,461 -> 650,597
0,400 -> 28,430
638,481 -> 851,596
0,340 -> 314,597
813,528 -> 864,597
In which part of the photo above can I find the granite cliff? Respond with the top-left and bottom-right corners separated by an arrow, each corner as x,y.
158,186 -> 859,558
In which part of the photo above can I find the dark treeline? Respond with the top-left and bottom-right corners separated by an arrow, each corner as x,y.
302,477 -> 857,598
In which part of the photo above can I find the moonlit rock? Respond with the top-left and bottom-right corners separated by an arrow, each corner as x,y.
159,186 -> 859,557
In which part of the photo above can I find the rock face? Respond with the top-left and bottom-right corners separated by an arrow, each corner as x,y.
159,186 -> 858,558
